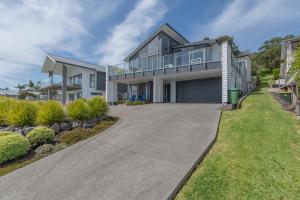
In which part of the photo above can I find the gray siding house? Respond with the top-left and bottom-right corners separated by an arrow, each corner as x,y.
106,23 -> 252,104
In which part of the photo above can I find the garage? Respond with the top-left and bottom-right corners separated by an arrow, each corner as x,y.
177,78 -> 222,103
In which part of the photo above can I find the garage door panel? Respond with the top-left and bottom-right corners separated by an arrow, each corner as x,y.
177,78 -> 222,103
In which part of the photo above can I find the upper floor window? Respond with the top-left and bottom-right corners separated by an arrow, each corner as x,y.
162,35 -> 170,53
89,74 -> 95,88
69,74 -> 82,86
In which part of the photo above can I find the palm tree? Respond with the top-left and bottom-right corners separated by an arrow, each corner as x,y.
28,80 -> 34,91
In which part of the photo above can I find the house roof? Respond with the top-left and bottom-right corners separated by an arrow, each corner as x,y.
41,54 -> 106,75
124,23 -> 189,62
236,51 -> 252,58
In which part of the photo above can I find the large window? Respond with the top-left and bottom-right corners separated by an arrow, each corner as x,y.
69,93 -> 75,101
89,74 -> 95,88
139,57 -> 148,71
69,74 -> 82,86
148,54 -> 158,70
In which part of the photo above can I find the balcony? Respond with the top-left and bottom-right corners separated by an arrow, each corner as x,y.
109,48 -> 221,81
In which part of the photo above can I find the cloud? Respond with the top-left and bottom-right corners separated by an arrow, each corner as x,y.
0,0 -> 121,88
97,0 -> 167,65
193,0 -> 300,47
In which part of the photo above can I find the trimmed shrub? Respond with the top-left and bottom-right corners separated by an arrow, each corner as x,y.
88,97 -> 109,118
0,133 -> 30,164
0,131 -> 15,137
26,127 -> 55,147
7,100 -> 38,126
36,101 -> 65,126
34,143 -> 67,158
66,99 -> 91,121
0,98 -> 16,125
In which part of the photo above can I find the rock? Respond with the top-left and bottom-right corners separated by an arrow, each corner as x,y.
23,127 -> 34,135
96,116 -> 105,122
71,121 -> 82,129
51,123 -> 61,134
16,128 -> 24,135
82,122 -> 96,129
5,126 -> 15,132
60,122 -> 71,132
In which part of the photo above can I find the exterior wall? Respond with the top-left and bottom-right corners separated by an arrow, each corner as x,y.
170,81 -> 176,103
221,41 -> 231,103
153,77 -> 164,103
65,67 -> 105,103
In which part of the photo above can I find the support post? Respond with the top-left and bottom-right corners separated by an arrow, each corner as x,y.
62,65 -> 67,105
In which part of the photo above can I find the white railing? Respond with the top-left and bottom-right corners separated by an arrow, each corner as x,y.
109,48 -> 220,76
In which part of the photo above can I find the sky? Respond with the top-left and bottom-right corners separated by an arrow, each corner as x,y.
0,0 -> 300,88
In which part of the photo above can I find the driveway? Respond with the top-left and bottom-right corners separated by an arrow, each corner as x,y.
0,104 -> 221,200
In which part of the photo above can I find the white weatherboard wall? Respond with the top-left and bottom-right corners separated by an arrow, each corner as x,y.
66,67 -> 105,103
221,41 -> 231,104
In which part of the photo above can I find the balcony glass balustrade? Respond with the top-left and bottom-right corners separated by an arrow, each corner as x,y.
108,48 -> 221,77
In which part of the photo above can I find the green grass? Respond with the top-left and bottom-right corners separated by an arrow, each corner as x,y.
176,76 -> 300,200
0,118 -> 118,177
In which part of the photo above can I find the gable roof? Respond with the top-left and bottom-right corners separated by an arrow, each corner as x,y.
41,54 -> 106,75
124,23 -> 189,62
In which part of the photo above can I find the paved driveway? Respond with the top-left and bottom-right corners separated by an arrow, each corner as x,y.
0,104 -> 221,200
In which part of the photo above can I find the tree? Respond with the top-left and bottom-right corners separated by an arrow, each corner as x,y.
28,80 -> 34,91
217,35 -> 240,55
15,84 -> 26,92
251,35 -> 295,75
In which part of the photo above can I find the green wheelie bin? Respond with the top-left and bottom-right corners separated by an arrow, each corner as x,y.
228,88 -> 240,106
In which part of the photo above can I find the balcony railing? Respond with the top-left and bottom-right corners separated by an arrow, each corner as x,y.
108,48 -> 221,77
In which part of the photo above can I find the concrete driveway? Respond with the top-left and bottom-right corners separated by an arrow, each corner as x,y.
0,104 -> 221,200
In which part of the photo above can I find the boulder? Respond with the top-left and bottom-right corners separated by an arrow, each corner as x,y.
23,126 -> 34,135
16,128 -> 24,135
82,122 -> 96,129
51,123 -> 61,134
71,121 -> 82,129
4,126 -> 15,132
60,122 -> 72,132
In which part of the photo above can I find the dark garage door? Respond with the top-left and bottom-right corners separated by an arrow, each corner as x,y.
177,78 -> 222,103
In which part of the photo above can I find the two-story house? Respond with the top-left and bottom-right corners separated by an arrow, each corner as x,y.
106,23 -> 252,104
41,54 -> 106,104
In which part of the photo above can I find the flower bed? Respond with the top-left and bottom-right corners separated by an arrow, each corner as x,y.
0,97 -> 118,176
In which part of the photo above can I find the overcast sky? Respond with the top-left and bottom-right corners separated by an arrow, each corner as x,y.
0,0 -> 300,88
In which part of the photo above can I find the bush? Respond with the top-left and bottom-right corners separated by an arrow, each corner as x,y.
34,143 -> 67,158
36,101 -> 65,126
88,97 -> 109,118
0,98 -> 16,125
7,100 -> 38,126
272,68 -> 280,80
26,127 -> 55,147
0,133 -> 30,164
0,131 -> 15,137
66,99 -> 91,121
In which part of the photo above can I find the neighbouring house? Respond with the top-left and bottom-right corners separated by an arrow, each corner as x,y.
41,54 -> 106,104
280,36 -> 300,86
106,23 -> 252,104
0,89 -> 19,98
278,36 -> 300,110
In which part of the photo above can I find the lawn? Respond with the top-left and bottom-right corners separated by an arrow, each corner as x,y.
176,76 -> 300,200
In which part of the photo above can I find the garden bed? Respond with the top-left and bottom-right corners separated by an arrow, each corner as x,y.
0,116 -> 118,176
0,96 -> 118,177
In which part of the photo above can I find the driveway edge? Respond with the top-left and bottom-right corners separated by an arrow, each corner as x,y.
167,108 -> 223,200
